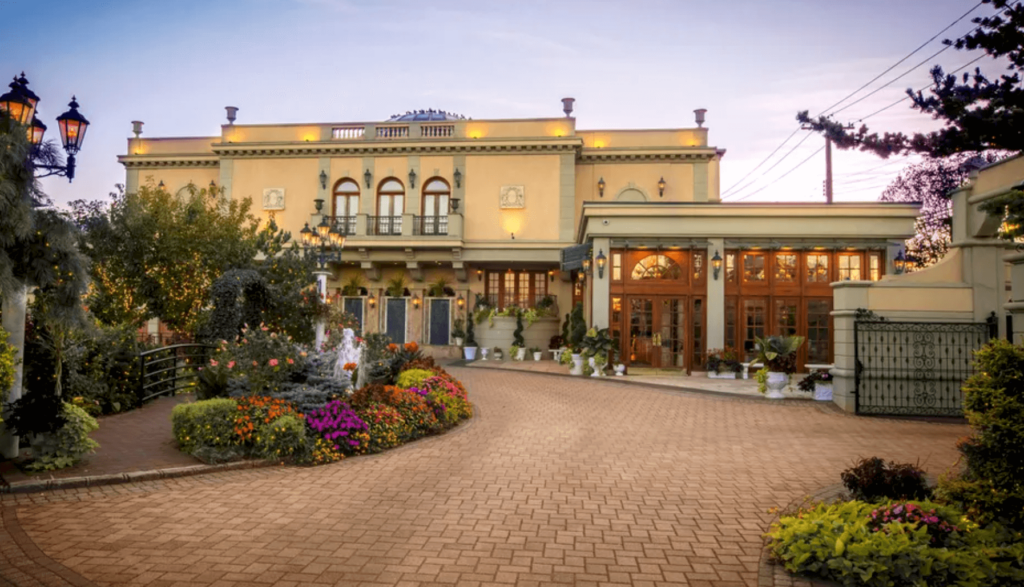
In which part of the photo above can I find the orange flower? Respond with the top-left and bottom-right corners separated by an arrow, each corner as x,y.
343,362 -> 357,371
388,344 -> 398,352
404,342 -> 418,353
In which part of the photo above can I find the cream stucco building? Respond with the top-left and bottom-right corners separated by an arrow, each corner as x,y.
119,100 -> 919,373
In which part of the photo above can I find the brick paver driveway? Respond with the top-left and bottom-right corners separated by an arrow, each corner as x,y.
2,368 -> 968,587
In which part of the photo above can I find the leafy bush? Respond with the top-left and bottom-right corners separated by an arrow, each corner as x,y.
0,327 -> 18,423
841,457 -> 930,502
513,311 -> 525,347
232,396 -> 301,445
754,335 -> 805,374
207,325 -> 307,395
396,368 -> 434,390
767,499 -> 1024,587
358,402 -> 405,453
295,435 -> 345,466
426,391 -> 462,427
351,384 -> 440,440
255,414 -> 307,459
797,370 -> 833,393
63,323 -> 149,415
24,402 -> 100,472
171,398 -> 238,454
937,339 -> 1024,531
305,400 -> 369,455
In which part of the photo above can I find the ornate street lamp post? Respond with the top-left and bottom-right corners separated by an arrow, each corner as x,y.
300,216 -> 345,349
0,73 -> 90,181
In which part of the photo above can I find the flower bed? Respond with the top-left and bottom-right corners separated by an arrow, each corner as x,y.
174,331 -> 471,466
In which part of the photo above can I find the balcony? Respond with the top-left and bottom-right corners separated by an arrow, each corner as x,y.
367,215 -> 403,236
413,215 -> 449,236
328,216 -> 358,236
482,293 -> 558,312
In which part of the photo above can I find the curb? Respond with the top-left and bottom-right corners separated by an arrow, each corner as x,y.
0,458 -> 283,495
758,483 -> 847,587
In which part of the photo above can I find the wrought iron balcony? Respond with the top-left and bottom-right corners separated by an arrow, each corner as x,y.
413,215 -> 449,236
328,215 -> 358,236
366,215 -> 403,236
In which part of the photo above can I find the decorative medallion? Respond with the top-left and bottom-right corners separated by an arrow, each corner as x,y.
263,188 -> 285,210
499,185 -> 525,209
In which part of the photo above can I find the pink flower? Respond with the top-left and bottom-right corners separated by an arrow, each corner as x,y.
227,361 -> 235,369
271,332 -> 277,338
261,325 -> 269,331
252,361 -> 258,366
210,359 -> 219,367
287,358 -> 294,365
269,359 -> 279,366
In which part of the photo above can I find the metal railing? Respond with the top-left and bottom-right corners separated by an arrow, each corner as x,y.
328,215 -> 358,236
137,343 -> 216,403
367,215 -> 403,235
413,215 -> 449,235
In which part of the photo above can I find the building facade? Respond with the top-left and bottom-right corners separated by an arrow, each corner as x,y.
119,101 -> 919,372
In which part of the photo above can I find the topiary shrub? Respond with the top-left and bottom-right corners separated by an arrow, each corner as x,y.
396,368 -> 434,390
513,311 -> 525,348
24,402 -> 100,472
171,398 -> 238,454
937,339 -> 1024,530
255,414 -> 307,459
568,302 -> 586,347
840,457 -> 930,502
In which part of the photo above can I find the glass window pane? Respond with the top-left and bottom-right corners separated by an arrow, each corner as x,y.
612,253 -> 622,281
504,272 -> 515,308
518,272 -> 529,307
693,252 -> 704,281
742,299 -> 766,360
743,254 -> 765,282
438,195 -> 449,217
378,195 -> 391,216
631,254 -> 682,280
806,254 -> 829,283
393,195 -> 404,216
726,253 -> 736,283
423,195 -> 435,217
775,254 -> 797,282
807,299 -> 831,364
870,253 -> 881,281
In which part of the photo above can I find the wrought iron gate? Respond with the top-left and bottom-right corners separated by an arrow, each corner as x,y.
854,319 -> 993,417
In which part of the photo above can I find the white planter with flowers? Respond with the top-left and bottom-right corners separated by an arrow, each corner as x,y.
814,382 -> 834,401
754,335 -> 806,401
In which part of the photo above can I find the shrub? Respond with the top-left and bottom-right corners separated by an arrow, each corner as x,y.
171,398 -> 238,454
272,383 -> 337,414
24,402 -> 100,472
255,414 -> 307,459
426,391 -> 462,428
0,327 -> 18,424
797,370 -> 833,393
402,356 -> 438,372
305,400 -> 369,455
213,325 -> 307,395
63,323 -> 148,415
767,499 -> 1024,587
232,396 -> 301,445
396,368 -> 434,390
359,402 -> 405,453
353,384 -> 440,439
295,436 -> 345,466
841,457 -> 930,502
936,339 -> 1024,531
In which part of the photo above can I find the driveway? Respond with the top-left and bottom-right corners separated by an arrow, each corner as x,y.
1,368 -> 968,587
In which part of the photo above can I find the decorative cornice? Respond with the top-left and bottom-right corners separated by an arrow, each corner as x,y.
578,149 -> 717,163
119,156 -> 219,169
209,139 -> 581,159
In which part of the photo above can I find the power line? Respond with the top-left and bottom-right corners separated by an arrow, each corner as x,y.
721,2 -> 984,199
724,132 -> 813,198
853,53 -> 989,122
730,146 -> 826,203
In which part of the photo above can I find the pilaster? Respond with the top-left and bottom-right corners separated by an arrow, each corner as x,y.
591,238 -> 611,329
706,238 -> 725,351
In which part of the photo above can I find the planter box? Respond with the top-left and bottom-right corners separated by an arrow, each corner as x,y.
474,316 -> 559,352
814,382 -> 834,402
708,371 -> 738,379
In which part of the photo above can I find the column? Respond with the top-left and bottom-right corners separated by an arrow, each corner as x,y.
591,238 -> 611,328
830,282 -> 872,413
706,238 -> 725,351
0,286 -> 27,459
314,271 -> 329,350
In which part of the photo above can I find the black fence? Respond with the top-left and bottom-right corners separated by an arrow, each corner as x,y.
137,343 -> 216,403
854,319 -> 993,417
413,215 -> 448,236
367,215 -> 402,236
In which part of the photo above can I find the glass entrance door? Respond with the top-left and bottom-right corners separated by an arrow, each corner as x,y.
628,298 -> 655,366
627,296 -> 688,369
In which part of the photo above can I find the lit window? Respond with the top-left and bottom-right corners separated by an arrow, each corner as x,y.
693,252 -> 704,281
743,253 -> 765,282
869,252 -> 882,281
775,254 -> 797,282
631,254 -> 682,280
612,253 -> 622,281
726,253 -> 736,283
838,254 -> 862,281
806,254 -> 830,283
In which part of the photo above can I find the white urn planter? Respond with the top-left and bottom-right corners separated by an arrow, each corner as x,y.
463,346 -> 477,361
613,363 -> 626,376
515,348 -> 527,361
589,357 -> 606,377
570,353 -> 584,376
480,348 -> 489,361
454,337 -> 464,347
765,372 -> 789,399
533,351 -> 542,361
814,382 -> 834,402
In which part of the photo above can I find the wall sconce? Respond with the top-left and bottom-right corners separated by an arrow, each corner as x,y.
158,180 -> 165,189
457,294 -> 465,309
412,293 -> 421,309
409,168 -> 417,189
658,177 -> 666,197
511,232 -> 515,240
368,293 -> 376,309
476,269 -> 483,282
597,177 -> 605,198
582,256 -> 592,275
711,250 -> 723,280
595,249 -> 607,278
548,270 -> 555,282
209,180 -> 216,193
320,169 -> 328,190
894,251 -> 907,275
453,168 -> 462,188
364,168 -> 372,188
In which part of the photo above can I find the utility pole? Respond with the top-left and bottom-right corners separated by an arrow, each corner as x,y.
802,124 -> 853,204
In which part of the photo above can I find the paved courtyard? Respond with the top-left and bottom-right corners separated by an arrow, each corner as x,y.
1,368 -> 968,587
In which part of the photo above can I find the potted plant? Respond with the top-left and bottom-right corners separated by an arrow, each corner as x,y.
510,344 -> 523,361
798,370 -> 834,401
753,335 -> 805,399
512,311 -> 526,360
581,327 -> 615,377
706,348 -> 742,379
452,318 -> 466,347
341,275 -> 365,297
461,317 -> 476,360
530,347 -> 542,361
386,274 -> 408,298
492,346 -> 503,361
567,303 -> 586,376
428,276 -> 450,298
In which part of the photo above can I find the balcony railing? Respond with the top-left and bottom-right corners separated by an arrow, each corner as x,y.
367,215 -> 403,236
331,126 -> 365,140
376,125 -> 409,139
421,124 -> 455,138
328,215 -> 358,236
413,215 -> 449,236
481,293 -> 558,312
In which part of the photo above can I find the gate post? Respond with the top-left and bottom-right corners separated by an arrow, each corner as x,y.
830,282 -> 872,413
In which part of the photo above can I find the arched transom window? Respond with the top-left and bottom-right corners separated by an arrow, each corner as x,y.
631,254 -> 682,280
332,179 -> 360,234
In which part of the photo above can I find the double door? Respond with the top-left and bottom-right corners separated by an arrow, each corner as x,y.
626,296 -> 703,372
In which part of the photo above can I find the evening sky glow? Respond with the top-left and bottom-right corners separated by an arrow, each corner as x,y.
0,0 -> 1007,208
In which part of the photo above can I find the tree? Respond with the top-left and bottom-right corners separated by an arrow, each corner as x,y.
881,152 -> 1006,267
73,182 -> 262,334
798,0 -> 1024,158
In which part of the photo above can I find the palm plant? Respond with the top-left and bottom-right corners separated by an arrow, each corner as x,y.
754,335 -> 805,374
428,276 -> 450,297
341,275 -> 364,296
386,274 -> 407,297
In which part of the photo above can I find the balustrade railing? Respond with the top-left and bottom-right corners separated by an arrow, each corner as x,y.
413,215 -> 449,236
421,124 -> 455,138
376,125 -> 409,139
331,126 -> 365,140
367,215 -> 403,235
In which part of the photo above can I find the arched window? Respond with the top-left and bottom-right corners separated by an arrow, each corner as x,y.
631,254 -> 682,280
375,178 -> 405,235
332,179 -> 360,235
421,178 -> 450,235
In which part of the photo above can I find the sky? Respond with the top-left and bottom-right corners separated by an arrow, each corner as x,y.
0,0 -> 1007,208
